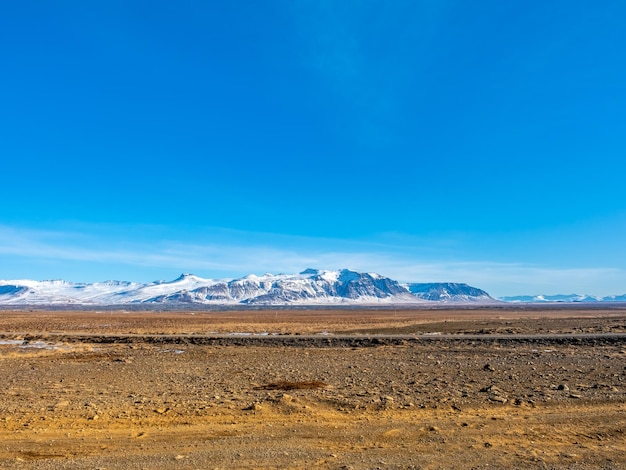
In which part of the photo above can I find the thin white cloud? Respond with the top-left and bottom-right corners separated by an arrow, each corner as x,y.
1,224 -> 624,297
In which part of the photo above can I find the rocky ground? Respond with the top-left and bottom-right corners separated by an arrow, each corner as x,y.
0,308 -> 625,469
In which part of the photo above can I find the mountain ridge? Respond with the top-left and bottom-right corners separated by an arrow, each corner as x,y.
0,269 -> 497,306
499,293 -> 626,303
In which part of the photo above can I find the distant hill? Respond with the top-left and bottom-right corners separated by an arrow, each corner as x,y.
499,293 -> 626,303
404,282 -> 494,302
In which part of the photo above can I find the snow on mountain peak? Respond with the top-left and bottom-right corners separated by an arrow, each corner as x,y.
242,273 -> 266,280
172,273 -> 204,282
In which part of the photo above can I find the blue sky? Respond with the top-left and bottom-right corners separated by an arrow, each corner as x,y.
1,0 -> 625,296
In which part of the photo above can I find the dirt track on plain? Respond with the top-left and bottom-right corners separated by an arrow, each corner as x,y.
0,308 -> 625,469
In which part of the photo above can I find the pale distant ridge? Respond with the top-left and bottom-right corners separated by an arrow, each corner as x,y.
499,293 -> 626,303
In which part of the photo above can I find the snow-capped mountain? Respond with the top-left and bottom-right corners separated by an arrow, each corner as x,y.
0,269 -> 493,306
498,293 -> 622,303
404,283 -> 495,303
143,269 -> 419,305
603,294 -> 626,302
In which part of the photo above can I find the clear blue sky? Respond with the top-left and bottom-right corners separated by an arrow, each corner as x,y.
1,1 -> 625,296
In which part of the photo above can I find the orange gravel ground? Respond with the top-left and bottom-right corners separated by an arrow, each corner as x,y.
0,308 -> 625,469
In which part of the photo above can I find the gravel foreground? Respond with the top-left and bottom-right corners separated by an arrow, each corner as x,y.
0,309 -> 625,469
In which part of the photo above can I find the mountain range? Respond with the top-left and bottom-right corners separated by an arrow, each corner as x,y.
499,294 -> 626,303
1,269 -> 623,306
0,269 -> 495,306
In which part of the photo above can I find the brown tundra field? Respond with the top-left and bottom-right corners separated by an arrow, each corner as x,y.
0,307 -> 625,469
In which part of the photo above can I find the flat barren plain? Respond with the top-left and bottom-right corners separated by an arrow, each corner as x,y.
1,307 -> 625,469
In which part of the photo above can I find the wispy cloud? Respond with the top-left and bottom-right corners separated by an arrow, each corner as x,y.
1,223 -> 624,297
0,224 -> 413,276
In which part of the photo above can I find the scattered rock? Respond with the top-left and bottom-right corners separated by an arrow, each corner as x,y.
243,403 -> 263,411
279,393 -> 293,403
489,395 -> 507,404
